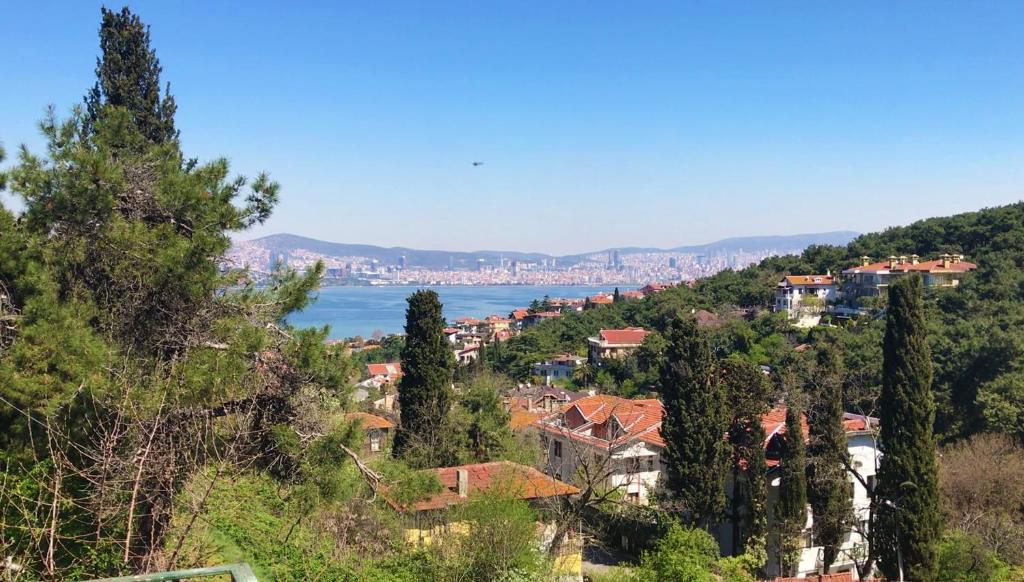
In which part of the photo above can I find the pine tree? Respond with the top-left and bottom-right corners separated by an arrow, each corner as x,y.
875,275 -> 941,581
775,402 -> 808,575
659,315 -> 728,527
393,290 -> 457,468
84,7 -> 178,144
806,344 -> 852,572
723,358 -> 771,556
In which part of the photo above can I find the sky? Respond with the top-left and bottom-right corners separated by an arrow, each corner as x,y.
2,1 -> 1023,255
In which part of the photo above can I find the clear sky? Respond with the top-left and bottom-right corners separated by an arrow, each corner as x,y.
2,1 -> 1023,254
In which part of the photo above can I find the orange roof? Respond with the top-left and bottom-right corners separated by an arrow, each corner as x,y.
455,317 -> 481,325
844,257 -> 977,274
443,327 -> 460,334
510,409 -> 549,431
540,394 -> 664,450
589,294 -> 614,304
366,362 -> 402,378
622,290 -> 645,299
597,328 -> 650,345
781,274 -> 835,286
399,461 -> 579,512
345,412 -> 395,430
510,309 -> 529,321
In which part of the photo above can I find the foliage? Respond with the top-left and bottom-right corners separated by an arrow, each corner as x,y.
658,315 -> 728,527
393,290 -> 458,468
936,532 -> 1014,582
632,522 -> 755,582
456,371 -> 515,463
723,357 -> 771,556
774,402 -> 808,575
876,276 -> 942,582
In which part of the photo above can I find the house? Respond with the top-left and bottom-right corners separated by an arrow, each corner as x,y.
344,412 -> 395,455
454,343 -> 480,365
588,293 -> 614,306
366,362 -> 403,386
639,282 -> 669,295
840,254 -> 976,300
443,327 -> 461,345
524,311 -> 561,328
775,274 -> 837,326
587,328 -> 650,363
385,461 -> 583,579
717,408 -> 881,580
510,308 -> 530,329
536,394 -> 665,504
454,316 -> 482,334
480,315 -> 511,340
532,354 -> 586,385
621,290 -> 645,300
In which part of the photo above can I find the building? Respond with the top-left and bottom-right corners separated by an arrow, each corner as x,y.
840,254 -> 976,299
524,311 -> 561,328
344,412 -> 395,455
480,315 -> 511,340
588,293 -> 614,306
775,274 -> 837,326
454,343 -> 480,366
366,362 -> 403,386
385,461 -> 582,578
587,328 -> 650,363
536,394 -> 665,504
532,354 -> 586,385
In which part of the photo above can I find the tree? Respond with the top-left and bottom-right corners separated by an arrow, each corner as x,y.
459,371 -> 514,462
774,402 -> 808,576
613,287 -> 622,303
805,344 -> 852,571
659,315 -> 728,527
722,358 -> 771,558
875,275 -> 942,582
84,6 -> 178,144
393,290 -> 457,468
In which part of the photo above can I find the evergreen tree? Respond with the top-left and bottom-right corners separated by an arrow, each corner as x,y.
613,287 -> 622,303
659,315 -> 728,527
875,275 -> 941,581
774,402 -> 808,575
393,290 -> 457,468
806,344 -> 852,572
84,6 -> 178,144
723,358 -> 771,557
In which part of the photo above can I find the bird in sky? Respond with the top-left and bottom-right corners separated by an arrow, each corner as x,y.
472,161 -> 484,166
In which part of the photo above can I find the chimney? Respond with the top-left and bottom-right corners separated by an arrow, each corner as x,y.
940,253 -> 951,269
456,468 -> 469,498
910,254 -> 920,265
888,255 -> 898,269
953,254 -> 962,264
860,256 -> 871,267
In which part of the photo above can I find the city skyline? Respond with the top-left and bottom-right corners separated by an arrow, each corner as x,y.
3,2 -> 1024,254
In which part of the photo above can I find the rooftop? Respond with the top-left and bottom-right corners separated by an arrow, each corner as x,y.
395,461 -> 579,512
344,412 -> 395,430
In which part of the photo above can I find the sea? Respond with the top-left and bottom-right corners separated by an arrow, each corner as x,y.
287,285 -> 611,340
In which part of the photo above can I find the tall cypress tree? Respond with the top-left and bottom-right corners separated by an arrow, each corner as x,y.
660,315 -> 728,527
723,358 -> 771,556
806,344 -> 852,572
775,402 -> 808,576
393,290 -> 456,468
84,6 -> 178,144
875,275 -> 941,581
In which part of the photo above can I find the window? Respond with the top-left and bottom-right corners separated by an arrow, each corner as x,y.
647,457 -> 655,472
803,529 -> 815,549
370,433 -> 381,452
553,441 -> 562,458
866,475 -> 877,494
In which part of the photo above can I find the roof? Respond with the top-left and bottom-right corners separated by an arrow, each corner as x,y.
510,409 -> 549,430
622,290 -> 645,299
589,294 -> 614,304
780,274 -> 835,287
345,412 -> 395,430
455,316 -> 481,325
443,327 -> 460,335
510,309 -> 529,321
398,461 -> 579,512
596,328 -> 650,345
693,309 -> 723,329
548,354 -> 585,364
366,363 -> 402,378
762,407 -> 878,467
539,394 -> 665,450
529,311 -> 561,319
842,257 -> 977,275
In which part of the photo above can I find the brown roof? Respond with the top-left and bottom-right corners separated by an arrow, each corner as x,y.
781,274 -> 835,286
400,461 -> 579,512
510,409 -> 549,431
597,328 -> 650,345
589,294 -> 614,304
345,412 -> 395,430
366,362 -> 402,378
843,257 -> 977,274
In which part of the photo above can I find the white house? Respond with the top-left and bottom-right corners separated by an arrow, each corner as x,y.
535,394 -> 665,504
532,354 -> 586,384
775,275 -> 837,327
587,328 -> 650,364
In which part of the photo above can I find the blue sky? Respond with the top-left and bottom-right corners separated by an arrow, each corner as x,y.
2,1 -> 1023,254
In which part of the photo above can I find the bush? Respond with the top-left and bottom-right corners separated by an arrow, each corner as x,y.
936,531 -> 1012,582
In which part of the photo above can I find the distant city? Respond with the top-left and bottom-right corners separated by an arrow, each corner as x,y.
227,231 -> 859,286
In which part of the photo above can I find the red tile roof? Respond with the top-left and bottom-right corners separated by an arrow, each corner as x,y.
510,409 -> 549,431
366,363 -> 402,378
781,274 -> 835,286
589,294 -> 614,305
539,395 -> 664,449
455,317 -> 481,325
345,412 -> 395,430
398,461 -> 579,512
843,257 -> 977,274
597,328 -> 650,345
511,309 -> 529,321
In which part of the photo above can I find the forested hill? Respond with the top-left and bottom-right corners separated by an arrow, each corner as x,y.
494,201 -> 1024,443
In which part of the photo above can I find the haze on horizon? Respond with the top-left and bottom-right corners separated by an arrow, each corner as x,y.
2,1 -> 1023,255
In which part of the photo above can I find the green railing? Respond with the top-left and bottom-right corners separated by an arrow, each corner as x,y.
86,563 -> 257,582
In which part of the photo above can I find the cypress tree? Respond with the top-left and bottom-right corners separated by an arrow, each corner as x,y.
875,275 -> 941,581
659,315 -> 728,527
613,287 -> 622,303
806,344 -> 852,572
723,358 -> 771,556
393,290 -> 457,468
775,402 -> 808,575
84,6 -> 178,144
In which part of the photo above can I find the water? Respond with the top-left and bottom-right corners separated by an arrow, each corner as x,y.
287,285 -> 610,340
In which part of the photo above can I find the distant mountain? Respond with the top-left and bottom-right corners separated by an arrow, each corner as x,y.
237,231 -> 859,270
